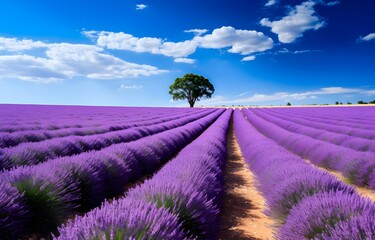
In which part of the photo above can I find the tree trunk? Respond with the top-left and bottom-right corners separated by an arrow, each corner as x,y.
188,99 -> 195,107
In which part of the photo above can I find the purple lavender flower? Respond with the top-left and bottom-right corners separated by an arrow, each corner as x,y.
1,164 -> 79,235
0,107 -> 225,238
241,108 -> 375,190
0,182 -> 28,238
279,191 -> 375,239
323,215 -> 375,239
0,108 -> 218,170
267,169 -> 355,219
56,199 -> 186,240
55,109 -> 232,240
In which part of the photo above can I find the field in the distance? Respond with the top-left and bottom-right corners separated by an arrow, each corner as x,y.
0,104 -> 374,239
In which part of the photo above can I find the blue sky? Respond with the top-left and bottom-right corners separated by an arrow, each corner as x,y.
0,0 -> 374,106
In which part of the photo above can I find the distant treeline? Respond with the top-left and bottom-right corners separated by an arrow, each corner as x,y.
357,100 -> 375,104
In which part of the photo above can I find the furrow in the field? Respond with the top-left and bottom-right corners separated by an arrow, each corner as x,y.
0,114 -> 141,133
55,109 -> 232,240
234,109 -> 375,239
0,108 -> 210,148
0,109 -> 226,239
281,105 -> 375,118
248,108 -> 375,201
219,121 -> 275,240
0,105 -> 193,133
258,108 -> 375,138
0,107 -> 193,133
0,109 -> 217,170
267,107 -> 375,127
264,107 -> 375,133
250,108 -> 375,151
242,108 -> 375,190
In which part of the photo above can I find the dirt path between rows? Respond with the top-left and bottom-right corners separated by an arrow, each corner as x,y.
219,123 -> 275,240
305,160 -> 375,201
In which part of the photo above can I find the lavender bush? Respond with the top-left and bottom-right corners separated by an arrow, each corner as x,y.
250,109 -> 375,152
0,108 -> 224,237
0,105 -> 192,132
323,215 -> 375,239
0,109 -> 216,170
56,199 -> 185,240
254,108 -> 375,139
278,191 -> 375,239
234,109 -> 375,239
0,108 -> 208,148
56,109 -> 232,240
0,182 -> 27,239
242,108 -> 375,188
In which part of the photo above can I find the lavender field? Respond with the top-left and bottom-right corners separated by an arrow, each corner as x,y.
1,104 -> 375,239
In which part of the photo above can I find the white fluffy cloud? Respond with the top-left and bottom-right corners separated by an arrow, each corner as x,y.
0,55 -> 68,83
265,0 -> 278,7
136,4 -> 147,10
194,26 -> 274,55
84,27 -> 274,60
194,27 -> 274,55
358,33 -> 375,42
184,29 -> 209,36
174,58 -> 196,64
0,37 -> 47,52
86,31 -> 197,58
0,37 -> 167,83
46,43 -> 166,79
241,56 -> 256,61
260,1 -> 325,43
159,40 -> 197,57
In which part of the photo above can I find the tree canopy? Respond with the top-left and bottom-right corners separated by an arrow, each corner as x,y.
169,73 -> 215,107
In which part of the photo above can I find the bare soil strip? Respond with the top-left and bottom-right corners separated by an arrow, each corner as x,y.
219,123 -> 275,240
305,160 -> 375,201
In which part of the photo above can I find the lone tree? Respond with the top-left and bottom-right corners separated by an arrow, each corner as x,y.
169,73 -> 215,107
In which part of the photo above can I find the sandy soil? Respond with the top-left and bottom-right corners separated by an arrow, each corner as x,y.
219,123 -> 276,240
306,160 -> 375,201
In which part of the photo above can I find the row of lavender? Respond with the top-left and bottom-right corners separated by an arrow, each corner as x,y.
0,104 -> 148,131
55,109 -> 232,239
256,108 -> 375,139
279,106 -> 375,119
0,108 -> 225,238
0,108 -> 216,170
243,109 -> 375,189
0,105 -> 191,132
234,109 -> 375,239
0,108 -> 209,148
250,109 -> 375,151
266,107 -> 375,130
